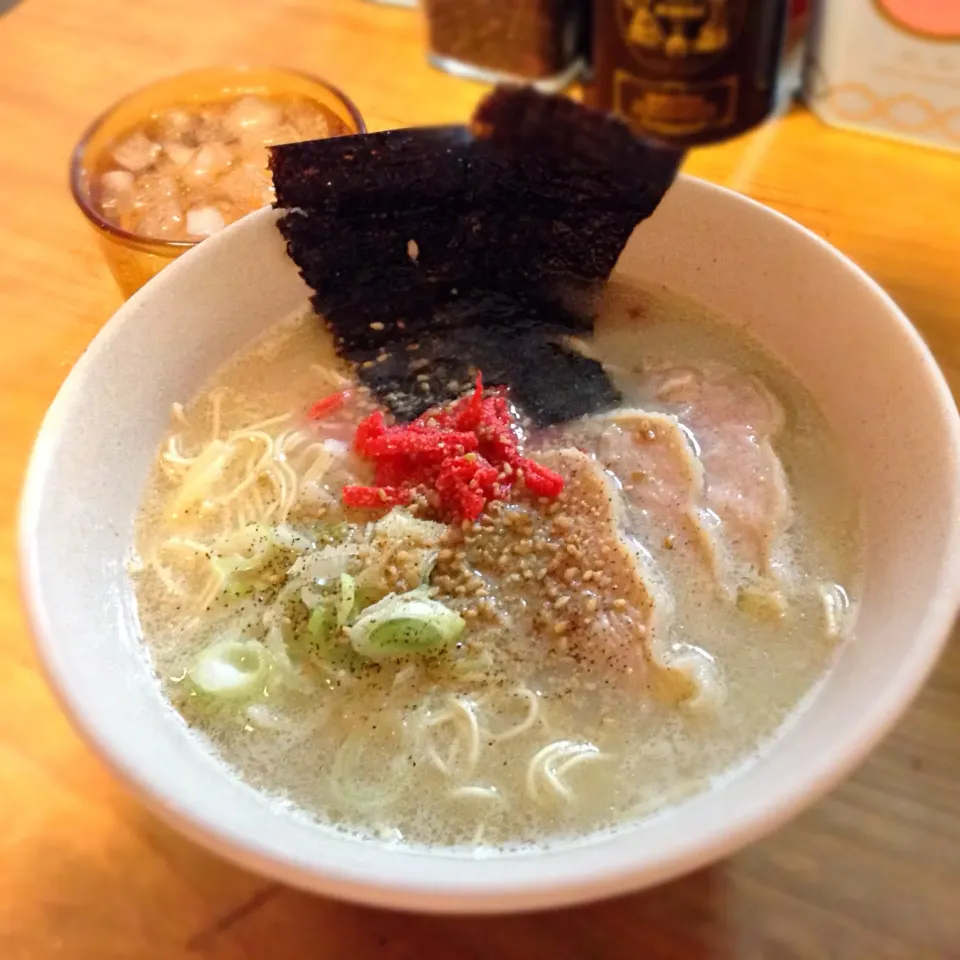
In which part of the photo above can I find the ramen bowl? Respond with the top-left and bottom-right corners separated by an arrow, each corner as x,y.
20,178 -> 960,913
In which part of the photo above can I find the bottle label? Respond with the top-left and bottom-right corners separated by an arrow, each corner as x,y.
617,0 -> 748,76
614,70 -> 740,134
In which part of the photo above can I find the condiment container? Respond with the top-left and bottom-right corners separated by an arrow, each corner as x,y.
70,66 -> 365,298
805,0 -> 960,153
584,0 -> 809,147
423,0 -> 585,91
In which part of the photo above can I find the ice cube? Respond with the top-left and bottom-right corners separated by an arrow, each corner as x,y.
262,124 -> 303,147
99,169 -> 135,197
242,143 -> 270,170
216,162 -> 274,207
222,96 -> 283,140
152,107 -> 196,143
130,173 -> 180,212
98,194 -> 124,224
134,200 -> 184,239
96,169 -> 136,224
179,142 -> 233,187
163,141 -> 196,167
111,131 -> 161,173
288,106 -> 332,141
186,205 -> 226,238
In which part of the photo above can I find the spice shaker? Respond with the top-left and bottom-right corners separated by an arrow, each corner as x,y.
423,0 -> 586,91
585,0 -> 807,147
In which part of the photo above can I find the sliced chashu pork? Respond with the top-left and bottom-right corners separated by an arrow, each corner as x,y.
599,363 -> 793,597
597,410 -> 718,567
652,363 -> 793,580
534,449 -> 721,707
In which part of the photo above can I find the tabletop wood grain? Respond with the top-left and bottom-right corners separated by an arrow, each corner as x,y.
1,1 -> 959,957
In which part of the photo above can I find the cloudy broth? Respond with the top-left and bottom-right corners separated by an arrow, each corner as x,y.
132,282 -> 860,849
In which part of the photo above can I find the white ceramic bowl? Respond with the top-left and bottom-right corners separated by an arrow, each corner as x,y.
20,178 -> 960,913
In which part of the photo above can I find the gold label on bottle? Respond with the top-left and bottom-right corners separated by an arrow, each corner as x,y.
613,70 -> 740,134
617,0 -> 747,75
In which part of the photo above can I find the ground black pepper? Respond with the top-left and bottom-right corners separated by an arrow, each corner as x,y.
423,0 -> 585,83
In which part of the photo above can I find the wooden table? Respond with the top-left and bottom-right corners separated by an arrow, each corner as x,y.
2,1 -> 959,957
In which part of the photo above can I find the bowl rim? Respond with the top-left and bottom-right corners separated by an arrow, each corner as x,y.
68,64 -> 368,252
19,180 -> 960,913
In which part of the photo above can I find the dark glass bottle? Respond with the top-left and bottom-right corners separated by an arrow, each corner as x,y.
585,0 -> 800,146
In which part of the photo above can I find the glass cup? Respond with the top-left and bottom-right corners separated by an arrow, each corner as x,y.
70,66 -> 366,298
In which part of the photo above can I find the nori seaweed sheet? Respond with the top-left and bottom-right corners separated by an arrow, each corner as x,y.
271,86 -> 683,425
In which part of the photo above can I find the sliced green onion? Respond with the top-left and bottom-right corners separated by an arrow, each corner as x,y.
308,602 -> 336,640
373,508 -> 446,546
188,638 -> 270,697
288,544 -> 361,585
210,523 -> 280,598
345,591 -> 465,661
335,573 -> 357,629
222,577 -> 255,600
346,584 -> 384,623
305,599 -> 355,667
419,549 -> 439,584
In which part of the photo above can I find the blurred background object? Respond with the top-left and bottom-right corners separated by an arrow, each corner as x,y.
584,0 -> 809,147
61,0 -> 960,299
805,0 -> 960,153
422,0 -> 585,91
